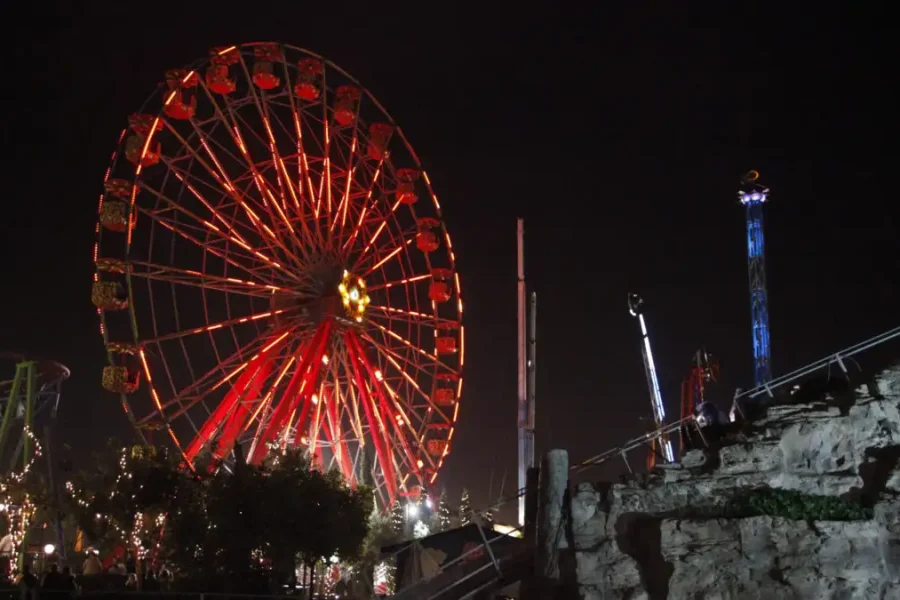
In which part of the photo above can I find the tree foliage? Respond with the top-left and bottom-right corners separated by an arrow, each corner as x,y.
65,446 -> 372,591
459,488 -> 472,527
436,489 -> 451,532
728,488 -> 873,521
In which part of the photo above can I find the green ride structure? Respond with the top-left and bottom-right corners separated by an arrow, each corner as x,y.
0,353 -> 69,573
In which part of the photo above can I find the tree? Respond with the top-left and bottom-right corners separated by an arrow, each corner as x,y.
351,507 -> 398,598
412,520 -> 430,539
65,445 -> 185,560
389,500 -> 404,537
258,450 -> 372,589
482,507 -> 494,527
459,488 -> 473,526
435,489 -> 451,532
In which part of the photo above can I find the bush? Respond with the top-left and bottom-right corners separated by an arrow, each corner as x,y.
728,488 -> 873,521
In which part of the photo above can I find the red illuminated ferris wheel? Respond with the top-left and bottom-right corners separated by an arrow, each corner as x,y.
90,42 -> 464,505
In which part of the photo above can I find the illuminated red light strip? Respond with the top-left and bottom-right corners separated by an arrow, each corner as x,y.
364,239 -> 413,277
341,162 -> 383,253
360,199 -> 402,257
143,310 -> 282,345
368,320 -> 440,363
366,273 -> 431,291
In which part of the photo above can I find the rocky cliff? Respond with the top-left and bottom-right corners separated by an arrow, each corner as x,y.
569,366 -> 900,599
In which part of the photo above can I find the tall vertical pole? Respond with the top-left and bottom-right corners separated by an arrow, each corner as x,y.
739,171 -> 772,386
528,291 -> 537,460
517,218 -> 533,526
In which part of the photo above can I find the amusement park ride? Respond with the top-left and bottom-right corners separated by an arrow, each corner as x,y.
0,354 -> 68,474
0,354 -> 69,567
90,43 -> 464,507
630,171 -> 775,466
627,295 -> 674,468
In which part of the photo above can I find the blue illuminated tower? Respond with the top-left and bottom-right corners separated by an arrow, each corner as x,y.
738,170 -> 772,386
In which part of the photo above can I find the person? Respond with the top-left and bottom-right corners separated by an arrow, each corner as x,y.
81,552 -> 103,592
59,566 -> 77,598
143,568 -> 160,591
42,563 -> 62,589
18,564 -> 38,600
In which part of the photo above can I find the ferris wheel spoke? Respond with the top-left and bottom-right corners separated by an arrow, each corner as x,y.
330,101 -> 363,236
164,118 -> 307,275
133,205 -> 289,288
366,273 -> 432,292
139,326 -> 296,426
222,104 -> 314,267
355,199 -> 403,263
359,239 -> 415,277
232,56 -> 304,222
284,93 -> 322,236
140,309 -> 284,345
126,260 -> 293,298
137,180 -> 294,284
367,304 -> 454,328
160,142 -> 276,243
361,334 -> 452,427
136,209 -> 296,289
341,160 -> 385,256
365,319 -> 447,368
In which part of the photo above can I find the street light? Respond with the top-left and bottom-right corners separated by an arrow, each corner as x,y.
43,544 -> 56,555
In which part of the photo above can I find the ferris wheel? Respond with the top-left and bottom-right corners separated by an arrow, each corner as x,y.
91,42 -> 464,506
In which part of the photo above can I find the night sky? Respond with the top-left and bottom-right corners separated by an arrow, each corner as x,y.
5,3 -> 898,520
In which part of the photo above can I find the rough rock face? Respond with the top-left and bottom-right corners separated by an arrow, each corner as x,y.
569,366 -> 900,599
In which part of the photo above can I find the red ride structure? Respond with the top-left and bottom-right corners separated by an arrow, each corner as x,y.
679,348 -> 719,453
90,43 -> 464,507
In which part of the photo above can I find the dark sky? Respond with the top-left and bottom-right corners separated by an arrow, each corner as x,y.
5,3 -> 899,520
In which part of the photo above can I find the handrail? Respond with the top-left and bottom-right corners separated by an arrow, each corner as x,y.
573,324 -> 900,474
734,325 -> 900,401
571,415 -> 701,473
392,521 -> 526,599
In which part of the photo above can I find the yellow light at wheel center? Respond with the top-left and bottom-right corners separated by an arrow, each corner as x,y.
338,269 -> 370,322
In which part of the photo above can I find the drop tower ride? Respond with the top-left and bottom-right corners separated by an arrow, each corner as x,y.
739,170 -> 772,386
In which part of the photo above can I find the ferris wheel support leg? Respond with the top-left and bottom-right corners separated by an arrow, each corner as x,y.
214,359 -> 274,461
345,332 -> 398,506
322,391 -> 356,486
349,331 -> 422,484
349,333 -> 407,486
250,321 -> 331,465
185,348 -> 273,463
285,329 -> 331,454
